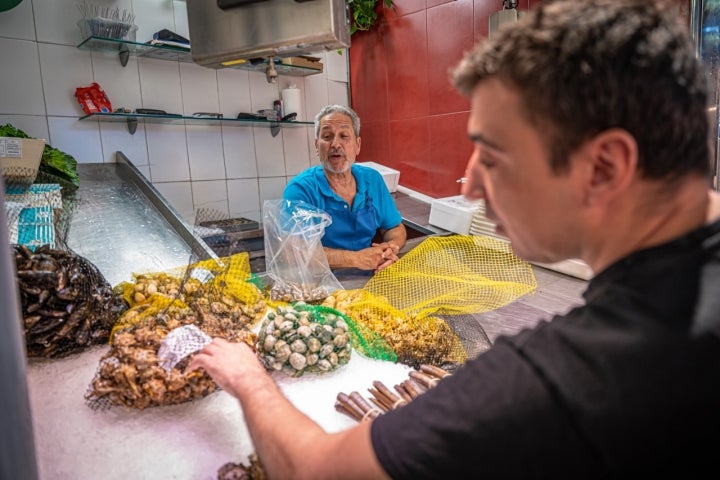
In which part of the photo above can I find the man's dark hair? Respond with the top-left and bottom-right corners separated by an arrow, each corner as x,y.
452,0 -> 710,181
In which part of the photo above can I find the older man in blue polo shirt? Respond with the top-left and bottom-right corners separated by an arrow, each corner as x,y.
283,104 -> 406,272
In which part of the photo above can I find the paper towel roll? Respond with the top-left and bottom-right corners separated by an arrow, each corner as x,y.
281,86 -> 302,120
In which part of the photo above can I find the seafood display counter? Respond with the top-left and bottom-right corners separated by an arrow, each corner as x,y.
25,153 -> 415,480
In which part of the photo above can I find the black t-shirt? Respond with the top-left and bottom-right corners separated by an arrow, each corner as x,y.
372,219 -> 720,479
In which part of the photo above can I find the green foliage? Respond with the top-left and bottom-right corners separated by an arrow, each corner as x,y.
349,0 -> 393,35
0,123 -> 79,189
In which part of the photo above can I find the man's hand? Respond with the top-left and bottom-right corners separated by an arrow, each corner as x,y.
186,338 -> 267,398
371,241 -> 400,272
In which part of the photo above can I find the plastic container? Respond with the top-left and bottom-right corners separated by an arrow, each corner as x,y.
429,195 -> 481,234
77,17 -> 137,41
356,161 -> 400,193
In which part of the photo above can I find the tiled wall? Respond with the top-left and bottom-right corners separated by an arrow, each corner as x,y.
0,0 -> 350,224
350,0 -> 691,199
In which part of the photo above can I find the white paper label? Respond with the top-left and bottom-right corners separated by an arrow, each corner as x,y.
0,138 -> 22,157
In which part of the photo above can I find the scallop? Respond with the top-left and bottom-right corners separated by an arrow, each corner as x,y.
275,343 -> 291,363
290,339 -> 307,353
317,359 -> 332,372
333,333 -> 349,348
319,343 -> 334,358
264,323 -> 275,335
289,352 -> 307,370
297,325 -> 312,338
306,353 -> 319,366
306,337 -> 321,353
263,335 -> 277,352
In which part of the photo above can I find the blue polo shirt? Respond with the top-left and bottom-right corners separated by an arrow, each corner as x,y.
283,164 -> 402,250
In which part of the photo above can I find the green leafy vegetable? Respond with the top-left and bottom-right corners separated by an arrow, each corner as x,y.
1,123 -> 79,189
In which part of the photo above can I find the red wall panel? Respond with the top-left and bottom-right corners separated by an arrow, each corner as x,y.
350,0 -> 691,198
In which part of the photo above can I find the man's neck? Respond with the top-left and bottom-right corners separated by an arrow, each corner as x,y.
584,176 -> 712,273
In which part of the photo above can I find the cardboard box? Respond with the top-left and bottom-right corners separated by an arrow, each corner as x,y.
429,195 -> 481,234
280,56 -> 323,71
0,137 -> 45,187
357,161 -> 400,193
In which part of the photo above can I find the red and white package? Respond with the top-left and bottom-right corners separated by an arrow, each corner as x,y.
74,82 -> 113,114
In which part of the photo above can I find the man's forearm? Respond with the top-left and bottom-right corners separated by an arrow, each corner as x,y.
324,247 -> 355,268
382,223 -> 407,251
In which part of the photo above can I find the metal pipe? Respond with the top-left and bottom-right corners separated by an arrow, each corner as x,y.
0,176 -> 39,480
690,0 -> 703,58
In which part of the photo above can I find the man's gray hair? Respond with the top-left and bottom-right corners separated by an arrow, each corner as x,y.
314,104 -> 361,138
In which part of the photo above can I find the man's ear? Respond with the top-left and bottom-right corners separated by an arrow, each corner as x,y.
583,128 -> 638,206
356,136 -> 361,155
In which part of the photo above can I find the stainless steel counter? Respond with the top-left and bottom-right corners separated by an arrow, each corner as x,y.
23,153 -> 587,479
66,153 -> 215,286
25,153 -> 415,480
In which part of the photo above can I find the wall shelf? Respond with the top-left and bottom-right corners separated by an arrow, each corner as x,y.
79,112 -> 312,135
76,35 -> 323,76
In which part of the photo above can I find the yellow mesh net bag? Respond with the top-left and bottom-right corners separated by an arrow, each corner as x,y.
323,288 -> 467,368
111,252 -> 266,339
365,235 -> 537,317
324,235 -> 537,368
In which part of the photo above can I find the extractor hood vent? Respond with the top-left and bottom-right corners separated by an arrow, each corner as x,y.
186,0 -> 350,69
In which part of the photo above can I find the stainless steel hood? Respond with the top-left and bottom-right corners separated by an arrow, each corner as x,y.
186,0 -> 350,71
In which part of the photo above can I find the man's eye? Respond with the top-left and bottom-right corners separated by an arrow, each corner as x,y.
480,156 -> 496,168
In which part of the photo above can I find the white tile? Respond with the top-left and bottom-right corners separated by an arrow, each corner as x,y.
222,126 -> 257,179
218,68 -> 252,117
180,62 -> 219,115
186,124 -> 225,181
91,52 -> 142,111
35,0 -> 133,45
191,180 -> 229,220
172,0 -> 189,40
327,80 -> 349,107
145,123 -> 190,182
258,177 -> 287,206
282,126 -> 311,176
138,57 -> 183,113
306,51 -> 328,79
228,178 -> 261,221
0,115 -> 49,141
99,121 -> 148,165
0,0 -> 35,40
117,150 -> 151,179
0,38 -> 45,115
326,48 -> 348,82
304,75 -> 330,123
131,0 -> 175,44
47,116 -> 102,164
153,180 -> 195,223
38,43 -> 93,116
254,127 -> 285,177
248,70 -> 281,113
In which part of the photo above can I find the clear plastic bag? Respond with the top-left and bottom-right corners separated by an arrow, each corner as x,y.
263,199 -> 343,302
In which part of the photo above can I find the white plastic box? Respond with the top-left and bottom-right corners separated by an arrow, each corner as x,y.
428,195 -> 481,234
357,161 -> 400,193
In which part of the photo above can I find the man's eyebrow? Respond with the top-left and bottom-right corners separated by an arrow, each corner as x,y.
468,132 -> 503,151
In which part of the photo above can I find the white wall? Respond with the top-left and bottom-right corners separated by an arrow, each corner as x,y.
0,0 -> 350,224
